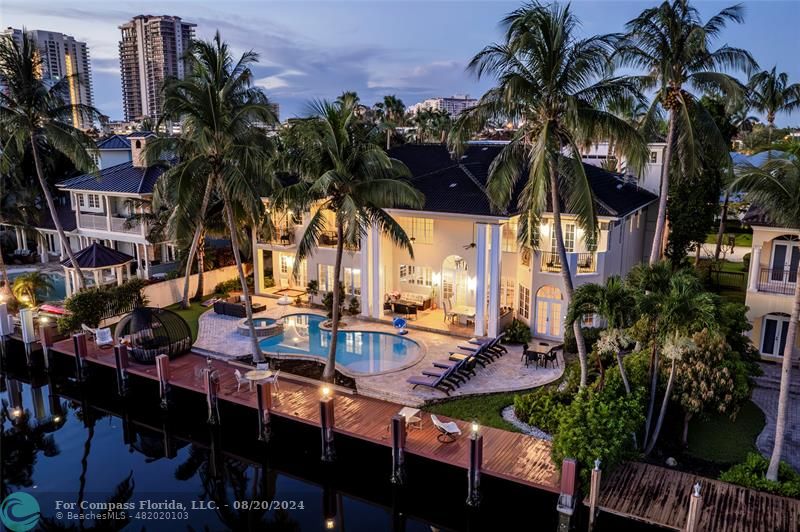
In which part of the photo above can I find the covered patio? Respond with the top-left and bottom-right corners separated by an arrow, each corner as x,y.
61,242 -> 134,297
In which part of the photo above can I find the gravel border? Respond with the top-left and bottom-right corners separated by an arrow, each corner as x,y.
501,405 -> 552,440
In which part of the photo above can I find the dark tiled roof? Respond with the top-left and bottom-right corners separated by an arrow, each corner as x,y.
38,202 -> 77,232
96,135 -> 131,150
57,161 -> 165,195
388,143 -> 657,218
60,242 -> 134,269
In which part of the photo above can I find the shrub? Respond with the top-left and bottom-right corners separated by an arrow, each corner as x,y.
742,252 -> 751,273
264,275 -> 275,288
348,296 -> 360,315
564,326 -> 603,355
503,318 -> 531,344
214,275 -> 254,295
58,279 -> 147,333
720,453 -> 800,498
513,389 -> 570,434
306,280 -> 319,297
165,270 -> 181,280
551,388 -> 645,483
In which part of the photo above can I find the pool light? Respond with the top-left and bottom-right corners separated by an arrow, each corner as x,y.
325,518 -> 336,529
53,415 -> 62,423
10,407 -> 21,418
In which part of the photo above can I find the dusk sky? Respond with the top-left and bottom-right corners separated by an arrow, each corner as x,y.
4,0 -> 799,125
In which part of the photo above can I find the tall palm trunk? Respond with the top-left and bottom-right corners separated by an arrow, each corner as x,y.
322,219 -> 345,382
549,162 -> 588,387
714,191 -> 730,261
0,252 -> 11,299
193,231 -> 206,301
767,277 -> 800,480
616,350 -> 631,395
221,192 -> 263,362
649,110 -> 676,265
30,132 -> 84,289
645,357 -> 676,454
181,180 -> 214,309
644,333 -> 659,446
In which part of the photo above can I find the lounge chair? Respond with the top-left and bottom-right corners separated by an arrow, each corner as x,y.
407,367 -> 456,395
431,414 -> 461,443
95,327 -> 113,348
422,357 -> 472,386
234,369 -> 252,392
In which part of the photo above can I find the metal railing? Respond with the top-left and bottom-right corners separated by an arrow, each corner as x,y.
540,251 -> 562,272
320,231 -> 360,251
757,268 -> 798,295
709,270 -> 746,290
111,216 -> 141,234
79,213 -> 107,230
575,253 -> 596,274
540,251 -> 597,274
263,231 -> 295,246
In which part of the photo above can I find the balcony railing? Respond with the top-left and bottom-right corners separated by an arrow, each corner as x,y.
79,213 -> 107,231
575,253 -> 597,274
541,251 -> 562,272
757,268 -> 798,295
320,231 -> 360,251
111,216 -> 142,234
540,251 -> 597,274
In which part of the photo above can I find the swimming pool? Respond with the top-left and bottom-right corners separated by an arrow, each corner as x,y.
259,313 -> 422,375
7,269 -> 67,301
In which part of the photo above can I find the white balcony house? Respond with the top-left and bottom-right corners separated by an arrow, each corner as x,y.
253,143 -> 657,341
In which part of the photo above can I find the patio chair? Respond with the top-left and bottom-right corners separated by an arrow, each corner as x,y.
521,343 -> 541,368
95,327 -> 114,348
263,369 -> 280,392
430,414 -> 462,443
407,366 -> 456,395
423,356 -> 475,385
234,369 -> 252,392
442,299 -> 457,324
542,345 -> 562,368
256,362 -> 269,371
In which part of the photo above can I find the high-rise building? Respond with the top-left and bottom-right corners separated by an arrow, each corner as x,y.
2,27 -> 95,129
408,94 -> 477,117
118,15 -> 195,121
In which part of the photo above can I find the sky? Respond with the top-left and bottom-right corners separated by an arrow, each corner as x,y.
3,0 -> 799,125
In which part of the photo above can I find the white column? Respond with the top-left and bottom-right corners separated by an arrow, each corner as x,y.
360,232 -> 370,317
749,246 -> 761,291
474,223 -> 488,337
125,262 -> 132,282
38,234 -> 48,263
93,269 -> 102,288
63,267 -> 73,297
19,228 -> 28,250
487,224 -> 502,338
116,266 -> 123,286
253,247 -> 264,295
371,226 -> 382,319
142,244 -> 150,279
104,196 -> 112,231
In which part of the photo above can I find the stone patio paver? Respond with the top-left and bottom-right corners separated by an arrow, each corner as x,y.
751,362 -> 800,471
194,299 -> 563,406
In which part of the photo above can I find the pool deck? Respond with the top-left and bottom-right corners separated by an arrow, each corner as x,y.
194,297 -> 564,406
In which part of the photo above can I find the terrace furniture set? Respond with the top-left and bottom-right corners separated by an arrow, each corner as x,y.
213,295 -> 267,318
406,334 -> 507,395
522,342 -> 563,369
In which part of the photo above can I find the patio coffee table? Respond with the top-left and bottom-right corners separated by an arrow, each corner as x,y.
398,407 -> 423,429
245,369 -> 273,383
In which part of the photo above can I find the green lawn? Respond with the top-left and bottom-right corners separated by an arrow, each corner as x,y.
165,295 -> 220,342
423,390 -> 525,432
705,232 -> 753,248
686,400 -> 766,464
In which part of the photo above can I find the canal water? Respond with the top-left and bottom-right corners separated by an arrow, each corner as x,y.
0,341 -> 664,531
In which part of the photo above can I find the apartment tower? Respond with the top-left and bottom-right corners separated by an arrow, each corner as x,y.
2,28 -> 94,129
118,15 -> 195,121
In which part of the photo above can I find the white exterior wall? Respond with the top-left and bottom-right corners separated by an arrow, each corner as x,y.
98,149 -> 132,170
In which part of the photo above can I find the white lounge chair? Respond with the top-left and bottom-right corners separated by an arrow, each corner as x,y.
430,414 -> 461,443
95,327 -> 113,348
234,369 -> 251,392
263,369 -> 281,392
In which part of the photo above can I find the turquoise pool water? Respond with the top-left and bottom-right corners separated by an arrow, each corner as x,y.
7,270 -> 66,301
260,313 -> 421,375
250,317 -> 277,327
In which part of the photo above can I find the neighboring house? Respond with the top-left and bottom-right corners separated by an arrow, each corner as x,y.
252,143 -> 657,339
580,140 -> 667,196
742,205 -> 800,361
0,132 -> 179,293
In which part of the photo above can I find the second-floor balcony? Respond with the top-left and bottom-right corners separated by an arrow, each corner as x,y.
320,230 -> 360,251
756,268 -> 798,295
78,212 -> 142,235
540,251 -> 598,274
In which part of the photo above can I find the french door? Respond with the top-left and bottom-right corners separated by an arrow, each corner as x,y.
761,315 -> 790,357
770,240 -> 800,283
535,298 -> 562,339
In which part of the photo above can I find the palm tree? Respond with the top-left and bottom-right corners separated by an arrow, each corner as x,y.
374,94 -> 406,149
11,271 -> 53,307
732,155 -> 800,480
148,33 -> 278,361
287,97 -> 423,381
748,67 -> 800,144
450,2 -> 648,387
566,276 -> 636,394
731,101 -> 760,136
0,32 -> 100,289
617,0 -> 756,264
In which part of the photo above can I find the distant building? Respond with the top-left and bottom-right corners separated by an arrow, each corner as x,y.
118,15 -> 195,122
408,95 -> 477,117
2,27 -> 94,129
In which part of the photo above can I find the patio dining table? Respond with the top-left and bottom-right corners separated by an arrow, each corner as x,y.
451,305 -> 476,325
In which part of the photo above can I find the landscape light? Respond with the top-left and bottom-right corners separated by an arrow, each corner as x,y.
53,416 -> 62,423
321,386 -> 331,399
325,518 -> 335,529
471,421 -> 479,434
10,407 -> 21,418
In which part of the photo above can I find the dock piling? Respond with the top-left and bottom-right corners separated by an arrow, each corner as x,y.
113,344 -> 129,397
588,459 -> 602,531
390,414 -> 406,485
320,388 -> 336,462
38,320 -> 56,369
0,302 -> 11,337
204,368 -> 220,424
256,381 -> 272,442
155,354 -> 170,410
556,458 -> 578,531
72,333 -> 88,381
685,482 -> 703,532
466,423 -> 483,507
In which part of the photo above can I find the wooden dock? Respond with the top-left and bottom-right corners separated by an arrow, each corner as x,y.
594,461 -> 800,531
49,337 -> 561,493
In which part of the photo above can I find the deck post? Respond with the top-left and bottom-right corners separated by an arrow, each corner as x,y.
685,482 -> 703,532
0,302 -> 11,337
155,354 -> 170,410
72,332 -> 88,381
205,368 -> 220,425
256,381 -> 273,442
588,459 -> 602,531
390,414 -> 406,485
38,320 -> 57,369
556,458 -> 578,531
319,390 -> 336,462
113,344 -> 130,397
466,425 -> 483,507
19,308 -> 35,345
322,483 -> 338,530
